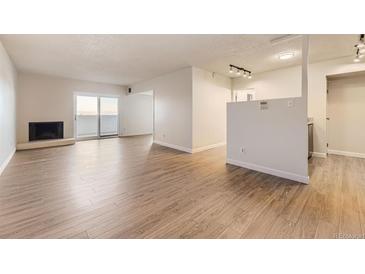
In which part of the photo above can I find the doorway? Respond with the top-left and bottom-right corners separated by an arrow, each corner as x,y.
326,72 -> 365,158
233,88 -> 256,102
75,95 -> 119,140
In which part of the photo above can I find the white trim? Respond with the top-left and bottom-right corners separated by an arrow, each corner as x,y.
0,148 -> 16,176
328,149 -> 365,159
153,140 -> 192,153
226,158 -> 309,184
312,152 -> 327,158
17,138 -> 75,151
191,142 -> 226,153
119,133 -> 153,137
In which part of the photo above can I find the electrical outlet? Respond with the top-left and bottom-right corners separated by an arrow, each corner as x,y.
288,99 -> 294,108
241,147 -> 246,153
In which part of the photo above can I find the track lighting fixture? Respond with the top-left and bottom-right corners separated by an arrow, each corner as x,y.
229,64 -> 252,79
354,48 -> 363,63
355,41 -> 365,49
354,34 -> 365,62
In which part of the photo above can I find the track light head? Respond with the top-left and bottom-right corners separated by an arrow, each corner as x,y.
355,42 -> 365,49
355,34 -> 365,49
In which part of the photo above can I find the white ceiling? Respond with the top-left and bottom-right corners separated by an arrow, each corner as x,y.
0,34 -> 359,86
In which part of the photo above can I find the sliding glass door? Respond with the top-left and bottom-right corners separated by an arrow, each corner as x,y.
100,97 -> 119,137
76,96 -> 99,138
76,95 -> 119,139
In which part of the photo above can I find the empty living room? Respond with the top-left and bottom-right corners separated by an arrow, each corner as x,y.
0,1 -> 364,273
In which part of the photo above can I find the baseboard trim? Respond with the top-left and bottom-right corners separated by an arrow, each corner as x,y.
226,158 -> 309,184
0,147 -> 16,176
328,149 -> 365,159
312,152 -> 327,158
119,133 -> 153,137
192,142 -> 226,153
153,140 -> 192,153
17,138 -> 76,151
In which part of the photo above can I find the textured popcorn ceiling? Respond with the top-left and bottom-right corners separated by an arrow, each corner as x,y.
0,34 -> 359,85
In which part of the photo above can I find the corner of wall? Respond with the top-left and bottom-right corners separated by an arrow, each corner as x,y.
0,148 -> 16,176
0,41 -> 17,175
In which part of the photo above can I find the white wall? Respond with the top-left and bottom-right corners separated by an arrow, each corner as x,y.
227,37 -> 309,183
130,67 -> 231,153
130,67 -> 193,151
17,72 -> 127,143
0,42 -> 17,174
327,75 -> 365,156
227,98 -> 308,183
192,67 -> 231,151
120,92 -> 153,136
233,65 -> 302,100
233,56 -> 365,156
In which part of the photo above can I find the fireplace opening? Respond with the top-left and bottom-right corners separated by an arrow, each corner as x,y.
29,122 -> 64,141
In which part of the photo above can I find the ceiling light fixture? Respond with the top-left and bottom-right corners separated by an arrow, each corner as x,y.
355,40 -> 365,49
354,34 -> 365,62
278,52 -> 294,60
354,48 -> 363,63
354,56 -> 360,63
229,64 -> 252,79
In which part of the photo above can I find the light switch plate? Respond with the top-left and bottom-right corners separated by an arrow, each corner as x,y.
260,101 -> 268,110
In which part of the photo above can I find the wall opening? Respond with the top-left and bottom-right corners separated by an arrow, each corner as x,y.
326,71 -> 365,158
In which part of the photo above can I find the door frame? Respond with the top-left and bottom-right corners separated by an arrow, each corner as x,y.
326,79 -> 329,155
73,92 -> 120,141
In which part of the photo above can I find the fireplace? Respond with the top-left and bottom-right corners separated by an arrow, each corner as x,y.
29,122 -> 64,141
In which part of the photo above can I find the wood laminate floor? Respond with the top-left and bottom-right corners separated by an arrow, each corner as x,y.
0,135 -> 364,239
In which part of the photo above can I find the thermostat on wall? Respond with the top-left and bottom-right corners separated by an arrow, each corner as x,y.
260,101 -> 268,110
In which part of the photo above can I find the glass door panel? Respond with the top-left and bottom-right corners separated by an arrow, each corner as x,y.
100,97 -> 119,136
76,95 -> 98,138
